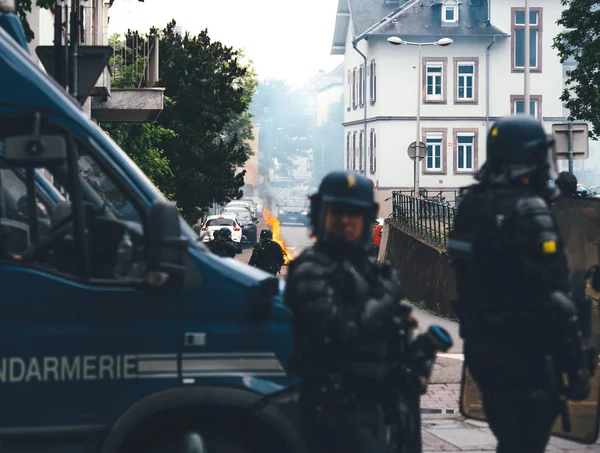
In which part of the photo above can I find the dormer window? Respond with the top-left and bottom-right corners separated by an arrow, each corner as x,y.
442,1 -> 458,24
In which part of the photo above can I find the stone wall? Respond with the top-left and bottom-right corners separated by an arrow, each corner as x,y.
382,219 -> 457,318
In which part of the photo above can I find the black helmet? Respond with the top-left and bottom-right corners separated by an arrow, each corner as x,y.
260,229 -> 273,240
556,171 -> 578,197
478,115 -> 556,184
212,229 -> 221,240
219,227 -> 231,239
310,171 -> 378,246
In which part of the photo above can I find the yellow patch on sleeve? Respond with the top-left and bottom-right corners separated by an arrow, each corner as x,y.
542,240 -> 557,254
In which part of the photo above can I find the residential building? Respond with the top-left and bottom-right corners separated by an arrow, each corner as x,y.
332,0 -> 568,217
26,0 -> 163,122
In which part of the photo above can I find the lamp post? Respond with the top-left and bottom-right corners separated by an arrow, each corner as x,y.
387,36 -> 453,197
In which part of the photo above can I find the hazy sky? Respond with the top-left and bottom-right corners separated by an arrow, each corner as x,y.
108,0 -> 344,88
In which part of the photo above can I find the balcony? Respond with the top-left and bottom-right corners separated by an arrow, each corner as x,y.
91,31 -> 164,123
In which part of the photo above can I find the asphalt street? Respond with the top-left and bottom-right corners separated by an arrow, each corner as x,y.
236,224 -> 463,385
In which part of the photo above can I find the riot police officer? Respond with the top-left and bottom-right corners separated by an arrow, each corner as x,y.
448,115 -> 591,453
285,171 -> 449,453
209,227 -> 241,258
248,228 -> 285,275
555,171 -> 580,198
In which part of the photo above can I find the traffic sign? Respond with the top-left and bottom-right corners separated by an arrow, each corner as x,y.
407,141 -> 428,160
368,178 -> 375,189
552,123 -> 589,160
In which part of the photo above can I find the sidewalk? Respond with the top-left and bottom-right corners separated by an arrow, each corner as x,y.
421,383 -> 461,415
421,417 -> 600,452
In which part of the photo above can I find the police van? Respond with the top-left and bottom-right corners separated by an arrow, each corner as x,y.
0,4 -> 304,453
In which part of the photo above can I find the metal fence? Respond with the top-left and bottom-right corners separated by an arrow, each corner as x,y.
392,191 -> 458,248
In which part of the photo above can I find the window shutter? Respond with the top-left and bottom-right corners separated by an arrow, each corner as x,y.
373,62 -> 377,103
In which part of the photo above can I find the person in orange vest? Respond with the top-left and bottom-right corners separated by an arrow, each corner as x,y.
371,221 -> 383,257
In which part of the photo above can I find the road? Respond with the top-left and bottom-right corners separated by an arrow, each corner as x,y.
236,224 -> 463,385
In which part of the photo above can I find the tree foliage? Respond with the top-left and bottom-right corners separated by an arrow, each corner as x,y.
554,0 -> 600,138
154,21 -> 256,224
250,79 -> 314,174
15,0 -> 144,42
105,23 -> 257,224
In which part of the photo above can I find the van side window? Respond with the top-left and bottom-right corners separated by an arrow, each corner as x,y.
0,116 -> 147,283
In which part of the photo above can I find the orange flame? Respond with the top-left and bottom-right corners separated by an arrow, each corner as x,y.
262,209 -> 293,264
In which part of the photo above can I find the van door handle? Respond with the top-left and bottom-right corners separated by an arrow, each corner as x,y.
185,333 -> 206,346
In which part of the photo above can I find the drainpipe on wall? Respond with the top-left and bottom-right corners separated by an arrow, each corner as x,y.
352,39 -> 368,178
485,36 -> 497,131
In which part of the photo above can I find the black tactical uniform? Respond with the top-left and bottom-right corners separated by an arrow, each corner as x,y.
448,115 -> 591,453
209,227 -> 241,258
248,228 -> 285,275
285,171 -> 452,453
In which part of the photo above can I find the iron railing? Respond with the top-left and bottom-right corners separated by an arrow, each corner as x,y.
392,192 -> 457,248
393,189 -> 462,207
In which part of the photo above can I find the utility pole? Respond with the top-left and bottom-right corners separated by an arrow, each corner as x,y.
68,0 -> 80,99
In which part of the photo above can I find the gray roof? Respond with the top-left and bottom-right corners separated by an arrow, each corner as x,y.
348,0 -> 399,37
373,0 -> 507,37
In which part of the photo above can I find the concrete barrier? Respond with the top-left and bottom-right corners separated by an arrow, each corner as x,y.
381,220 -> 457,318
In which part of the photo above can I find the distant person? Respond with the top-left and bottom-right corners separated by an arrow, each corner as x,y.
555,171 -> 579,198
248,229 -> 285,275
210,228 -> 241,258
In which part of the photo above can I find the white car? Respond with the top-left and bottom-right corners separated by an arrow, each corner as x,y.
200,214 -> 243,243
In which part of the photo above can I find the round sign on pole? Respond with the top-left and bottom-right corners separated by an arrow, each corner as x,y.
407,141 -> 428,160
368,178 -> 375,189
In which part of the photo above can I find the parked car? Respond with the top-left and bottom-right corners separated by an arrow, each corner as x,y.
277,197 -> 309,226
242,197 -> 264,214
223,208 -> 258,244
222,205 -> 256,224
587,185 -> 600,197
200,214 -> 243,243
226,200 -> 257,217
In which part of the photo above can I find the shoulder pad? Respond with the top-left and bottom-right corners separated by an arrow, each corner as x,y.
514,196 -> 559,253
515,195 -> 549,216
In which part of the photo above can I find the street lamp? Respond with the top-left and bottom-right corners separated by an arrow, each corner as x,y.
388,36 -> 453,197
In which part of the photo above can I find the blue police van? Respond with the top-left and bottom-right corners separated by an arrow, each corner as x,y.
0,5 -> 304,453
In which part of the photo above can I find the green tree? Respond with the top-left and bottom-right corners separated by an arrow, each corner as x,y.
154,21 -> 256,224
554,0 -> 600,138
102,25 -> 257,224
250,79 -> 313,174
15,0 -> 144,42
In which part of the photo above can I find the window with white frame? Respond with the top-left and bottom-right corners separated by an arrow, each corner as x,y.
369,60 -> 377,104
456,133 -> 474,171
369,130 -> 377,174
352,133 -> 357,170
513,98 -> 539,119
346,133 -> 351,169
513,9 -> 541,70
359,131 -> 364,172
426,133 -> 443,171
457,63 -> 474,100
442,4 -> 458,23
426,63 -> 443,101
